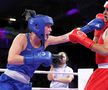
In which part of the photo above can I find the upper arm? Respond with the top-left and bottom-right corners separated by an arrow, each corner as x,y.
67,68 -> 74,82
103,31 -> 108,49
8,34 -> 27,61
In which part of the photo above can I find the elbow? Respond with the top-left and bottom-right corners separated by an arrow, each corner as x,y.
7,56 -> 17,64
68,79 -> 73,83
68,77 -> 74,83
8,57 -> 14,64
47,75 -> 54,81
47,77 -> 52,81
65,79 -> 72,83
67,80 -> 72,83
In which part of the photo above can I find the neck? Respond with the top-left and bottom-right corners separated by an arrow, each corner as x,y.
30,33 -> 41,48
58,63 -> 66,67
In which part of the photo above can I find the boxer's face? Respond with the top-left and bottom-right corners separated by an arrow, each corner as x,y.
44,24 -> 52,40
103,8 -> 108,22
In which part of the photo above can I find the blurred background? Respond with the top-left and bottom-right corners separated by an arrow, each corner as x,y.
0,0 -> 106,88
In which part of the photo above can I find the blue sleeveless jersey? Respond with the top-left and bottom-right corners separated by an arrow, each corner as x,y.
7,33 -> 44,77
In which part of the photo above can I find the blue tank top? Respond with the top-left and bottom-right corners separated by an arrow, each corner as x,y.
7,33 -> 44,77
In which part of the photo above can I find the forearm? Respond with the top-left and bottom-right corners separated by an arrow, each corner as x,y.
91,44 -> 108,56
48,34 -> 69,45
47,73 -> 54,81
62,34 -> 70,42
93,36 -> 99,43
54,77 -> 73,83
47,65 -> 55,81
56,34 -> 70,43
93,29 -> 104,43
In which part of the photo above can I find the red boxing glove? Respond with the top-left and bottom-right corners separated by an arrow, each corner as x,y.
69,29 -> 95,49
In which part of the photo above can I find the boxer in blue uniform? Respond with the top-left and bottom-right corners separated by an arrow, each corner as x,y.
0,10 -> 73,90
0,9 -> 105,90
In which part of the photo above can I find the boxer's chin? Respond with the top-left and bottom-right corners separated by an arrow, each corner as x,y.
45,34 -> 49,40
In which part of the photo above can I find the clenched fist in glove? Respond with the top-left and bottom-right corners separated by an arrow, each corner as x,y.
69,28 -> 95,49
80,13 -> 105,33
24,51 -> 52,67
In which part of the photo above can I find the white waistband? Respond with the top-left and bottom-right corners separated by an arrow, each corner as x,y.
98,63 -> 108,68
4,69 -> 30,84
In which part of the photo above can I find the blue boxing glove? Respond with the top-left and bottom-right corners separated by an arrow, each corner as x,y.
81,13 -> 105,33
41,51 -> 52,67
24,51 -> 52,67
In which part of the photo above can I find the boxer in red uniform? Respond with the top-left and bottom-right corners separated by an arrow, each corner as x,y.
69,1 -> 108,90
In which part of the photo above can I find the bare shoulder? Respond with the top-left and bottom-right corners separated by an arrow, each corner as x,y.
12,33 -> 27,46
14,33 -> 27,41
16,33 -> 26,38
12,33 -> 27,50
